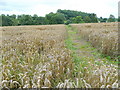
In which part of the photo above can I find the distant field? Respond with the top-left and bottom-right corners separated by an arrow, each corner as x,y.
0,23 -> 118,88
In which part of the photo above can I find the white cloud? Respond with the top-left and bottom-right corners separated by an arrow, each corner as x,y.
1,10 -> 25,15
0,0 -> 119,18
29,5 -> 57,16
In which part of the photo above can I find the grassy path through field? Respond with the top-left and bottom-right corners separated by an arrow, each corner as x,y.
65,25 -> 118,88
0,52 -> 2,89
0,62 -> 1,87
0,28 -> 2,89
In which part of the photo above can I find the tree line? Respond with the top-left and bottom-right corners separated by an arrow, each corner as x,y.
0,9 -> 118,26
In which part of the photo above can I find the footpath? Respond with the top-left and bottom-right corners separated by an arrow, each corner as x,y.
65,25 -> 118,88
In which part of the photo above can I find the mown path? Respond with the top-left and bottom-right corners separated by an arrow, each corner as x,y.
0,29 -> 2,89
0,64 -> 2,89
66,25 -> 118,88
0,53 -> 2,89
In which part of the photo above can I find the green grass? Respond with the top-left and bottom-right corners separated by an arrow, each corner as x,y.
65,25 -> 119,70
65,25 -> 92,76
65,25 -> 118,87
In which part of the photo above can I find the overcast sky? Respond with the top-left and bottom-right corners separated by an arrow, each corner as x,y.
0,0 -> 119,18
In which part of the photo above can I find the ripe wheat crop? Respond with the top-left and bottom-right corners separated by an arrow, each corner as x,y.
71,23 -> 118,58
1,25 -> 75,88
0,23 -> 118,88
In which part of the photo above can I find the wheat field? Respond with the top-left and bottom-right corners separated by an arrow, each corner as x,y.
0,23 -> 119,88
71,22 -> 118,58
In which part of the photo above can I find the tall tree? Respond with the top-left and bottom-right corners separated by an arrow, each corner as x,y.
83,16 -> 91,23
10,14 -> 18,26
89,13 -> 98,23
46,12 -> 66,24
118,16 -> 120,22
107,14 -> 116,22
18,14 -> 33,25
71,16 -> 84,23
99,17 -> 107,22
1,14 -> 13,26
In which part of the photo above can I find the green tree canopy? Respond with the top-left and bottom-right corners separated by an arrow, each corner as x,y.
107,14 -> 116,22
71,16 -> 84,23
1,9 -> 118,26
18,14 -> 33,25
1,14 -> 15,26
98,17 -> 107,22
88,13 -> 98,23
46,12 -> 66,24
118,16 -> 120,22
83,16 -> 91,23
